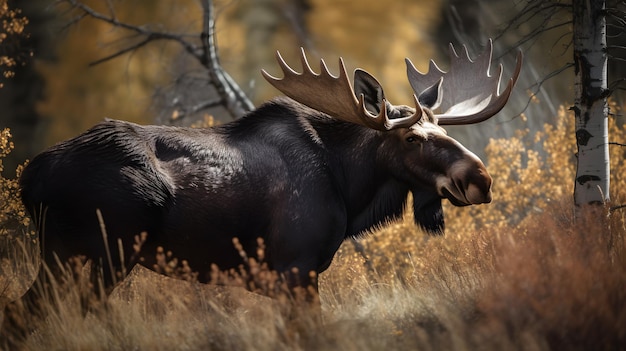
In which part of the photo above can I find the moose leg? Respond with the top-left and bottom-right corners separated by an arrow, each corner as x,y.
268,199 -> 346,292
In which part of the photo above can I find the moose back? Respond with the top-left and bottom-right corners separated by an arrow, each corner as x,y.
20,42 -> 521,287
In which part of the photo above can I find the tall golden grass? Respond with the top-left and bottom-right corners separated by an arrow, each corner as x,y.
1,104 -> 625,350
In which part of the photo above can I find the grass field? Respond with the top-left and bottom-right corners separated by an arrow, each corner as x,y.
1,105 -> 625,350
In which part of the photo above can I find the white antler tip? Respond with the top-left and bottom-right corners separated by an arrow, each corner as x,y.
273,50 -> 280,61
462,44 -> 472,62
319,58 -> 332,77
261,69 -> 278,81
412,94 -> 422,110
337,57 -> 349,79
275,50 -> 297,76
299,48 -> 313,73
448,43 -> 459,59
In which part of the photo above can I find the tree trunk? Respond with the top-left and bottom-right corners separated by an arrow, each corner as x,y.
200,0 -> 254,119
572,0 -> 609,206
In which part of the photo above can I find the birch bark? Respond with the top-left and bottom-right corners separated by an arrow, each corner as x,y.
572,0 -> 610,205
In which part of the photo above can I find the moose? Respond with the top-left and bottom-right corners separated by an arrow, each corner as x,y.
19,41 -> 521,289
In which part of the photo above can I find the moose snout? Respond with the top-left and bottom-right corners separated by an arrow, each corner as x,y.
438,159 -> 492,206
464,166 -> 492,204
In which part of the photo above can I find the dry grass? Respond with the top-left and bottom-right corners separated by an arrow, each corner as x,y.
1,104 -> 626,350
320,204 -> 625,350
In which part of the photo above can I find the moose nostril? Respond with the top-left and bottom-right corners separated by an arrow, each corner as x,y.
466,183 -> 492,204
463,166 -> 492,204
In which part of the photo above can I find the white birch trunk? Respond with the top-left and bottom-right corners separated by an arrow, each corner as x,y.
573,0 -> 610,206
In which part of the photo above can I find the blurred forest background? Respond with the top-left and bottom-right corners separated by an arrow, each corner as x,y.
1,0 -> 625,177
2,3 -> 626,348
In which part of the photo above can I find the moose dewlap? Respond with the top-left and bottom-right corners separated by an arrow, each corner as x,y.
20,41 -> 521,288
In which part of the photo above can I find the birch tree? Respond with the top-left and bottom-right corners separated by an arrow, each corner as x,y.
495,0 -> 625,208
572,0 -> 609,205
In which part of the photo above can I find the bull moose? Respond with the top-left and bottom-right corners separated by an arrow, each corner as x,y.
20,41 -> 521,288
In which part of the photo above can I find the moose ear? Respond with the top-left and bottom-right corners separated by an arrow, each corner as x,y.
417,77 -> 443,110
353,69 -> 386,114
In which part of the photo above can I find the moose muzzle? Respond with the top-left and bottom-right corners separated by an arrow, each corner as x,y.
438,155 -> 493,207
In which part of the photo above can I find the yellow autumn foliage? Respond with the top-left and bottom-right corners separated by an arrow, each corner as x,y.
0,129 -> 29,235
0,0 -> 29,88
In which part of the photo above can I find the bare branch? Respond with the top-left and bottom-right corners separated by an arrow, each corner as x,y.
496,1 -> 571,43
88,37 -> 153,67
60,0 -> 202,64
60,12 -> 88,31
498,8 -> 573,57
609,203 -> 626,212
57,0 -> 255,122
515,20 -> 573,51
609,78 -> 626,92
199,0 -> 254,118
105,0 -> 116,19
505,63 -> 574,121
606,8 -> 626,23
607,23 -> 626,35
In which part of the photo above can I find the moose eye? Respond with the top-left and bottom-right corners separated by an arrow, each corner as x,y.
406,136 -> 417,143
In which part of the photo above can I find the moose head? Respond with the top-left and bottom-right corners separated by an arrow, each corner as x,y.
262,39 -> 522,231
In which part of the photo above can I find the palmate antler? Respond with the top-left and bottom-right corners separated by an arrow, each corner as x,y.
261,48 -> 423,131
263,41 -> 522,129
405,39 -> 523,125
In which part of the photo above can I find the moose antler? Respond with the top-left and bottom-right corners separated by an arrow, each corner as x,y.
262,48 -> 423,131
405,39 -> 523,125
